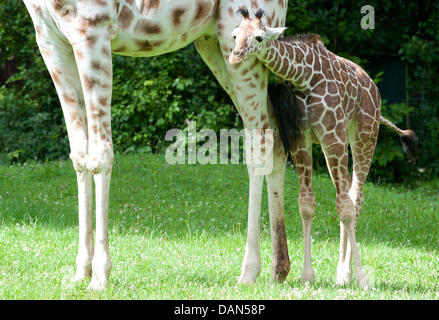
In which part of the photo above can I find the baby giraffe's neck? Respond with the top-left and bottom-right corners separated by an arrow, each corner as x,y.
257,39 -> 315,92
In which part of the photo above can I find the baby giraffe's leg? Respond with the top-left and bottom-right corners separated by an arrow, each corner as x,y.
338,116 -> 379,285
73,28 -> 114,290
321,138 -> 369,289
34,32 -> 93,281
291,134 -> 316,284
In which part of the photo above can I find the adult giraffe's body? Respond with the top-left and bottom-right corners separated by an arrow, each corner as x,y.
22,0 -> 290,290
230,9 -> 417,288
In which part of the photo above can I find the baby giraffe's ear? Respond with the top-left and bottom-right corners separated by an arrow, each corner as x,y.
265,27 -> 287,39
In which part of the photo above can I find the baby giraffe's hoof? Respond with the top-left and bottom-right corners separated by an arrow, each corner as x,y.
356,269 -> 369,290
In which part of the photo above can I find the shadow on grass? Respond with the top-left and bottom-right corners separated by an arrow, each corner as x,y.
1,154 -> 438,255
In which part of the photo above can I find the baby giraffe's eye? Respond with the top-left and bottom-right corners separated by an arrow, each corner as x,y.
255,36 -> 263,43
233,35 -> 236,40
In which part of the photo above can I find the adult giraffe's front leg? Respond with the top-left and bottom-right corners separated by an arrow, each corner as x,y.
71,24 -> 114,290
194,35 -> 264,284
23,0 -> 95,282
216,0 -> 289,284
265,128 -> 290,282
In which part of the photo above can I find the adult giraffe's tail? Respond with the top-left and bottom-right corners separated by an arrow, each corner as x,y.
268,81 -> 303,153
380,116 -> 418,163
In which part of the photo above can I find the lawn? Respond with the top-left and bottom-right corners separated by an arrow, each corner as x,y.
0,153 -> 438,299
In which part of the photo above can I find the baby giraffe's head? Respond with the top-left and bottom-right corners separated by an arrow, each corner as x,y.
229,8 -> 287,64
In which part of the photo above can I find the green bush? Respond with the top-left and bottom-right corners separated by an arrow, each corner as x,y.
1,0 -> 438,182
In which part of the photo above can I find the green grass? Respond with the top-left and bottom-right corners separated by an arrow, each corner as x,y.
0,153 -> 438,299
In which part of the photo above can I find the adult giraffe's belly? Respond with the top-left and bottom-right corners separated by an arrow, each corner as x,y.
111,0 -> 219,57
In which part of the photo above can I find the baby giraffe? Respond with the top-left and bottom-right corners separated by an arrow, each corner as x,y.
229,8 -> 417,288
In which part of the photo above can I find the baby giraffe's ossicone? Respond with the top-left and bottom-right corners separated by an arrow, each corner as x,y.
229,8 -> 286,64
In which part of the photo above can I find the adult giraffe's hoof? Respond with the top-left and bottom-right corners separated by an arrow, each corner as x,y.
87,274 -> 109,291
271,268 -> 290,283
238,264 -> 260,284
71,268 -> 91,283
336,266 -> 353,286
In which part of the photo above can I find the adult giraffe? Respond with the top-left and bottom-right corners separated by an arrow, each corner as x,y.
22,0 -> 290,289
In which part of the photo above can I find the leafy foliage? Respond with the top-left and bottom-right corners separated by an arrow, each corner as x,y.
0,0 -> 438,182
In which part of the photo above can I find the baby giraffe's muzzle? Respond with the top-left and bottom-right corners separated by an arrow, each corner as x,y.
229,49 -> 245,64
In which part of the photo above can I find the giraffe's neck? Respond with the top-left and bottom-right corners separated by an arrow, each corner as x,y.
257,39 -> 315,92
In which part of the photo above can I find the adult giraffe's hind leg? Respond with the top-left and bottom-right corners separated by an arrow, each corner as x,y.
266,104 -> 290,282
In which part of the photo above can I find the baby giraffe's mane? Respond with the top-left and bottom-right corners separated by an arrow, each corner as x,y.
279,33 -> 325,47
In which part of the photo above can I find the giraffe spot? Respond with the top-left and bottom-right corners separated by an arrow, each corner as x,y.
306,95 -> 322,106
102,46 -> 111,57
52,0 -> 64,12
89,102 -> 98,112
134,19 -> 162,35
308,103 -> 324,123
74,119 -> 83,128
85,35 -> 98,48
241,68 -> 249,76
310,73 -> 325,86
323,131 -> 338,145
119,6 -> 134,29
95,0 -> 107,6
74,48 -> 84,60
324,94 -> 341,108
91,60 -> 111,77
51,70 -> 62,86
278,42 -> 285,56
113,45 -> 127,53
70,112 -> 78,122
172,7 -> 186,27
32,4 -> 42,16
194,0 -> 209,21
335,107 -> 345,121
62,93 -> 76,105
313,81 -> 326,96
103,122 -> 111,135
98,109 -> 108,117
294,47 -> 304,62
83,75 -> 98,92
98,96 -> 109,106
135,39 -> 153,50
84,13 -> 111,27
141,0 -> 160,13
328,82 -> 338,94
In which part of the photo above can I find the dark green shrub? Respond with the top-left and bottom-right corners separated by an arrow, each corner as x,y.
1,0 -> 438,182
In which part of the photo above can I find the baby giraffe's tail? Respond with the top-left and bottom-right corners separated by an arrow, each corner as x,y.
380,116 -> 418,163
268,81 -> 303,153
